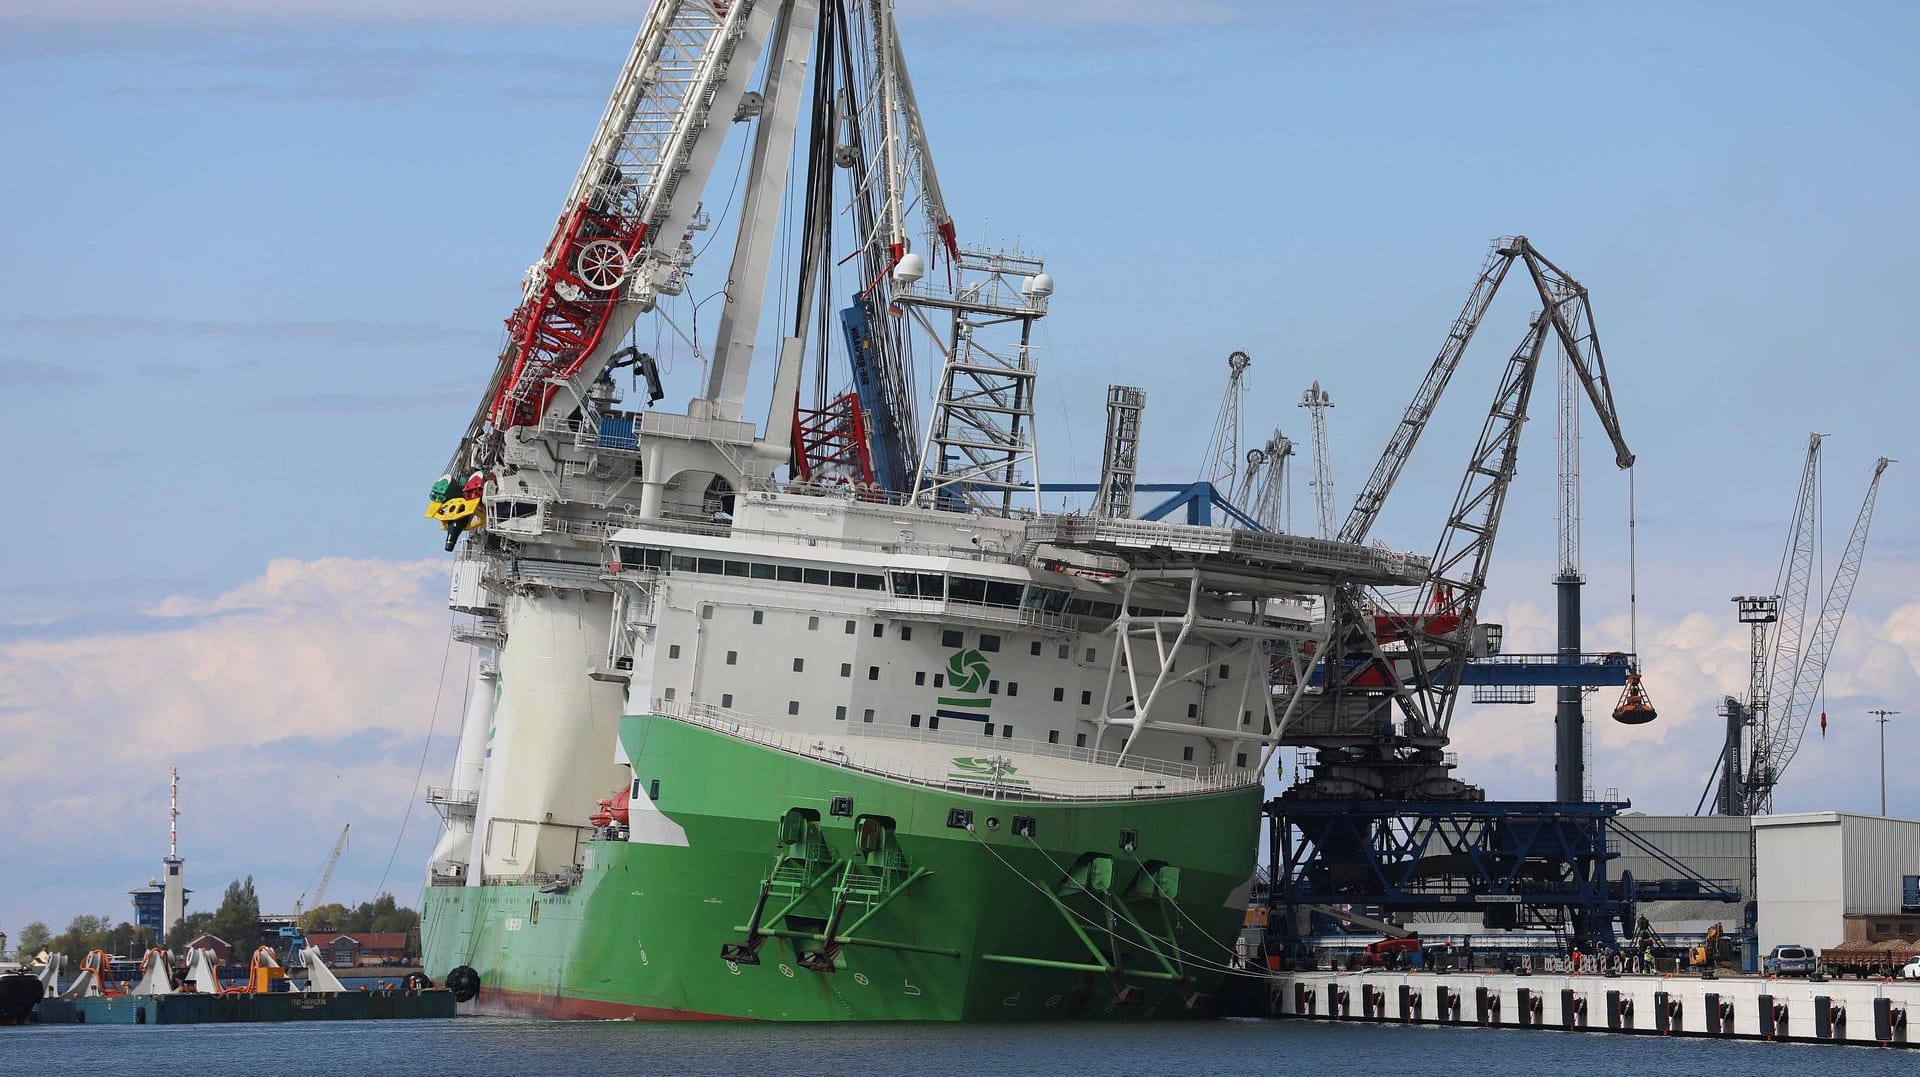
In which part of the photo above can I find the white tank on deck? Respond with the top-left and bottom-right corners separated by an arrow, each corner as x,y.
429,655 -> 498,876
470,590 -> 627,879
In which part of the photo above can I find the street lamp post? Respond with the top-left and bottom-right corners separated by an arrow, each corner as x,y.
1869,709 -> 1901,816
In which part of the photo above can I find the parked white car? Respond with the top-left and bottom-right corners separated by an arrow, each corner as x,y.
1902,957 -> 1920,979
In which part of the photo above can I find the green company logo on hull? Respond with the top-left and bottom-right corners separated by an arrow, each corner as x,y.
946,755 -> 1028,787
935,646 -> 992,725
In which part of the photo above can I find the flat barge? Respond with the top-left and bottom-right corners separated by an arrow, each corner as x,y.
34,988 -> 453,1025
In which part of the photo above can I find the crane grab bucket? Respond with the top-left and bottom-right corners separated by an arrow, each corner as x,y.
1612,666 -> 1657,725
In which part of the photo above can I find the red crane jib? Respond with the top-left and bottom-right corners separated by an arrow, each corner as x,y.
490,202 -> 650,429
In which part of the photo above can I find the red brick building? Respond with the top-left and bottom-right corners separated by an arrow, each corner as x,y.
305,932 -> 412,967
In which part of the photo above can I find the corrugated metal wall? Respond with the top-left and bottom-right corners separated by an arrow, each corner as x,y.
1839,813 -> 1920,914
1612,814 -> 1753,925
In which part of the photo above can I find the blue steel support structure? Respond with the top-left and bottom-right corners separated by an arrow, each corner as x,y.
1038,481 -> 1263,529
1261,798 -> 1740,959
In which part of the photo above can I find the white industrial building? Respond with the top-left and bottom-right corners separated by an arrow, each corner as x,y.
1752,811 -> 1920,953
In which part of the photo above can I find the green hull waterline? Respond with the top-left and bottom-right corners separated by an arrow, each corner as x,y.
422,713 -> 1261,1021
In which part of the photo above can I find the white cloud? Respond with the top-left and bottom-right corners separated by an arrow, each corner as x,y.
1451,562 -> 1920,817
0,557 -> 467,928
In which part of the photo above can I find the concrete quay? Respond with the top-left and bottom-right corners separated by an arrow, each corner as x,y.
1266,969 -> 1918,1047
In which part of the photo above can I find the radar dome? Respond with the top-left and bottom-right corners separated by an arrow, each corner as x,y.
893,252 -> 926,285
1022,272 -> 1054,297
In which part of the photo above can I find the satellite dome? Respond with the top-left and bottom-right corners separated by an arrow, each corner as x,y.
1022,272 -> 1054,297
893,252 -> 926,285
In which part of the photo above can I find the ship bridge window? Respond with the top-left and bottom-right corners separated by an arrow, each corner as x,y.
617,546 -> 667,570
672,555 -> 697,572
949,576 -> 986,605
857,573 -> 884,591
750,563 -> 776,580
891,571 -> 919,597
1066,598 -> 1120,619
698,557 -> 722,574
777,565 -> 803,583
1024,586 -> 1070,613
985,581 -> 1024,608
830,570 -> 856,588
723,560 -> 749,578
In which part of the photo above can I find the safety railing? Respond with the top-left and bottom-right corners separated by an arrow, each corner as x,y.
650,699 -> 1258,801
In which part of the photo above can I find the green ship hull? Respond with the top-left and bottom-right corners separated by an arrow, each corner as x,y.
422,713 -> 1261,1021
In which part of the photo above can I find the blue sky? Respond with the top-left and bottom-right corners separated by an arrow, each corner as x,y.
4,0 -> 1919,933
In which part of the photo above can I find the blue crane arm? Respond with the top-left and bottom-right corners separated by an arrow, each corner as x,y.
841,298 -> 911,493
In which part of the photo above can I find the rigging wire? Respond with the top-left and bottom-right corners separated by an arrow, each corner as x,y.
961,824 -> 1272,983
374,620 -> 462,901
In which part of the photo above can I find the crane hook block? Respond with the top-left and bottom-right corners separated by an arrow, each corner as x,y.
1612,668 -> 1658,725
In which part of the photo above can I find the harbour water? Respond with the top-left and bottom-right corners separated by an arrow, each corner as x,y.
8,1017 -> 1915,1076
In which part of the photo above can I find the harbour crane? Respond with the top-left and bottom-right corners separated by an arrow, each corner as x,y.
1283,237 -> 1640,801
295,823 -> 349,917
1704,446 -> 1892,814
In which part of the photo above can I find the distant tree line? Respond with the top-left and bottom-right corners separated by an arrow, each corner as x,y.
9,878 -> 421,962
298,893 -> 422,957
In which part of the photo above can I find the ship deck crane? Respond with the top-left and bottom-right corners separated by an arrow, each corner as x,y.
1201,351 -> 1253,496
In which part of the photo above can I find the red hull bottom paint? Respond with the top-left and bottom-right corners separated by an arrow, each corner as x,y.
475,986 -> 749,1022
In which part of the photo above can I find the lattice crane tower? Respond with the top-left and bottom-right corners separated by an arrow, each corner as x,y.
1301,382 -> 1336,540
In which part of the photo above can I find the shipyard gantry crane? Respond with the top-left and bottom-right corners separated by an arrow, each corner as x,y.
1283,237 -> 1640,801
1703,443 -> 1892,815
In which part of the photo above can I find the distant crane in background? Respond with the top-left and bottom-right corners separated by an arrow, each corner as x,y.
1704,445 -> 1892,814
1301,382 -> 1335,539
1245,429 -> 1294,533
1202,351 -> 1253,496
295,823 -> 350,917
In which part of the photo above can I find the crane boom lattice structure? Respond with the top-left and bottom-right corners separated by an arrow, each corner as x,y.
1302,383 -> 1336,540
1201,351 -> 1252,495
1746,454 -> 1892,812
1283,237 -> 1637,803
1094,385 -> 1146,518
296,823 -> 350,917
